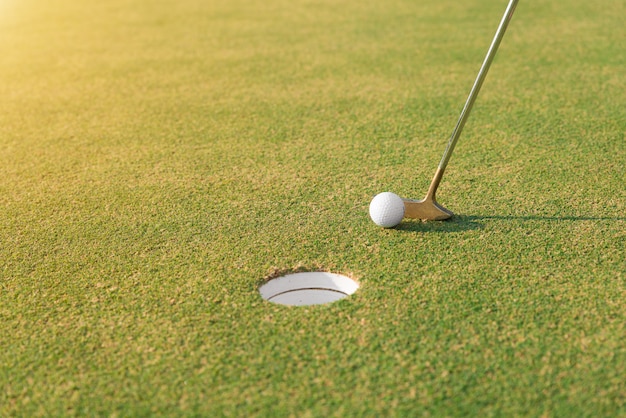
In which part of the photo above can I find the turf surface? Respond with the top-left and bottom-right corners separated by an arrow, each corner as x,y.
1,0 -> 625,415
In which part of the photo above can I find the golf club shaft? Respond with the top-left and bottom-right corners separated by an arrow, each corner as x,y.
431,0 -> 519,191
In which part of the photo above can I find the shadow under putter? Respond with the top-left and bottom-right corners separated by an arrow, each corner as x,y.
403,0 -> 519,221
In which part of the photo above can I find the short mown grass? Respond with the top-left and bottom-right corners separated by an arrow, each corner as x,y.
1,0 -> 624,416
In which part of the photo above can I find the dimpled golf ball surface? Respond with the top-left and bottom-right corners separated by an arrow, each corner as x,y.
369,192 -> 405,228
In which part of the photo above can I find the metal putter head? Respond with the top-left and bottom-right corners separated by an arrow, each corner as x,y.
403,197 -> 453,221
402,167 -> 454,221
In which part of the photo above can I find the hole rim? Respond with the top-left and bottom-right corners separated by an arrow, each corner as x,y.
259,271 -> 359,307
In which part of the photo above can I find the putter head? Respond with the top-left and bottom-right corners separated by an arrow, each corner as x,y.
403,197 -> 453,221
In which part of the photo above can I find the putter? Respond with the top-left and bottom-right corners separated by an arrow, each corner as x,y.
403,0 -> 519,220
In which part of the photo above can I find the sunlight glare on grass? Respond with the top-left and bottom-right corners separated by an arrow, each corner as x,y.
0,0 -> 15,22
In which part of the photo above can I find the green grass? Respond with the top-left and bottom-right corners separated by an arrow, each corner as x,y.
1,0 -> 625,415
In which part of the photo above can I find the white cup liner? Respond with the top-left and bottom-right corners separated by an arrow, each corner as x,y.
259,272 -> 359,306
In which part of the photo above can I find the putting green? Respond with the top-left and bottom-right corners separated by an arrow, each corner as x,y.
1,0 -> 624,416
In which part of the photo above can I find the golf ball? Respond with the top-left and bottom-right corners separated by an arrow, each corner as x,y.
369,192 -> 405,228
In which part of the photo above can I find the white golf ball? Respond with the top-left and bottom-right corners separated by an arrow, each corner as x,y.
369,192 -> 405,228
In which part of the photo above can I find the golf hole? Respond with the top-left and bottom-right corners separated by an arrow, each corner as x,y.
259,272 -> 359,306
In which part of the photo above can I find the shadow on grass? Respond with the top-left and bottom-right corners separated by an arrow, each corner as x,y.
396,215 -> 484,233
395,214 -> 625,234
466,215 -> 626,222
